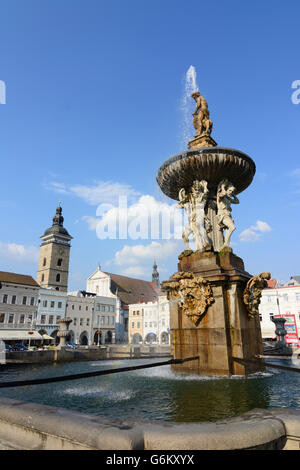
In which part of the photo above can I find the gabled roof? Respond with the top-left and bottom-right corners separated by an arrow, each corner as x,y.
0,271 -> 40,287
104,272 -> 160,306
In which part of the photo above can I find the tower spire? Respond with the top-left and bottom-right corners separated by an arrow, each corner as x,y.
152,260 -> 160,289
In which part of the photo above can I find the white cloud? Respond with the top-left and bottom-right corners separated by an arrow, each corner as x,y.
0,242 -> 39,264
114,240 -> 180,267
46,180 -> 141,205
239,220 -> 272,242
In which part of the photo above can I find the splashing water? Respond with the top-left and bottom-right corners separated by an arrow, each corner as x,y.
180,65 -> 199,150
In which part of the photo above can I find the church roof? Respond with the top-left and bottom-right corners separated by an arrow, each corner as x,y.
105,272 -> 160,306
0,271 -> 40,287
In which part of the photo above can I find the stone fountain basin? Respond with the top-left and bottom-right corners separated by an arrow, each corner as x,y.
156,147 -> 256,200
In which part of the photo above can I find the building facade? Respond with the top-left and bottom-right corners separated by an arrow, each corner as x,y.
129,294 -> 170,345
66,291 -> 117,345
259,276 -> 300,343
87,266 -> 159,343
37,204 -> 72,292
0,271 -> 42,344
36,288 -> 68,341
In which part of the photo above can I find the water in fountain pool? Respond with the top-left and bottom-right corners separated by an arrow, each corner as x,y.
0,358 -> 299,422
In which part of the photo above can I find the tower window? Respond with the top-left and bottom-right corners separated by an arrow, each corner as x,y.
57,258 -> 63,266
56,274 -> 61,282
41,274 -> 45,282
43,258 -> 46,267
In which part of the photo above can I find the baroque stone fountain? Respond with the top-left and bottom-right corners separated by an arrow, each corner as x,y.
158,91 -> 270,376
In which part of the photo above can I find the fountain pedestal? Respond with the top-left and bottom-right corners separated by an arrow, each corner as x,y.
167,250 -> 264,376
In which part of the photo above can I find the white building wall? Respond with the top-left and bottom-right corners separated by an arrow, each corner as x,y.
36,288 -> 67,337
259,283 -> 300,340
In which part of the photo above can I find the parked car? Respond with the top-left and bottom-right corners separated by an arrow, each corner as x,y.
13,344 -> 28,351
4,344 -> 14,352
65,342 -> 76,349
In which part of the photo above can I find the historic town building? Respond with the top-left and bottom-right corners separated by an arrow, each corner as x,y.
129,294 -> 170,345
66,291 -> 117,345
86,266 -> 160,342
36,288 -> 68,342
37,204 -> 72,292
0,271 -> 42,344
259,276 -> 300,345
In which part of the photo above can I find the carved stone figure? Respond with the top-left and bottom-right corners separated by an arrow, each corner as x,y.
191,91 -> 212,137
177,180 -> 212,253
162,272 -> 214,326
216,180 -> 239,249
243,272 -> 271,319
176,188 -> 194,251
190,180 -> 211,251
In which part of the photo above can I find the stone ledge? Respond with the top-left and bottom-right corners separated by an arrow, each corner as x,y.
0,397 -> 295,450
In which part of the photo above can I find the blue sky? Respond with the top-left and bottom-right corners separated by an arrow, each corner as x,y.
0,0 -> 300,289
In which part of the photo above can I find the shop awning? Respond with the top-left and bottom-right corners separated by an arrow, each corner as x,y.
0,330 -> 43,341
42,334 -> 54,340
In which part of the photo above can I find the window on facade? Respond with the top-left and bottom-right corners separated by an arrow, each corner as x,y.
56,274 -> 61,282
132,322 -> 135,328
96,304 -> 100,311
58,302 -> 62,308
101,317 -> 105,325
43,257 -> 46,266
56,316 -> 61,322
267,296 -> 272,303
0,313 -> 5,323
101,305 -> 105,311
137,322 -> 140,328
2,295 -> 8,304
72,305 -> 74,310
8,314 -> 14,324
11,295 -> 16,305
41,274 -> 45,282
79,305 -> 82,310
43,300 -> 47,307
20,314 -> 25,324
137,311 -> 140,316
133,311 -> 136,316
86,306 -> 88,311
50,301 -> 55,308
106,316 -> 109,325
87,318 -> 90,326
80,318 -> 83,326
30,297 -> 35,306
49,315 -> 54,324
259,315 -> 262,321
269,313 -> 274,320
57,258 -> 62,266
73,318 -> 77,326
22,296 -> 27,305
28,314 -> 32,323
149,322 -> 152,327
112,317 -> 115,325
145,322 -> 148,327
41,315 -> 46,324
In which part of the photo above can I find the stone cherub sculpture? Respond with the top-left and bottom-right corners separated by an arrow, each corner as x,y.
216,180 -> 239,249
191,91 -> 213,137
243,272 -> 271,319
